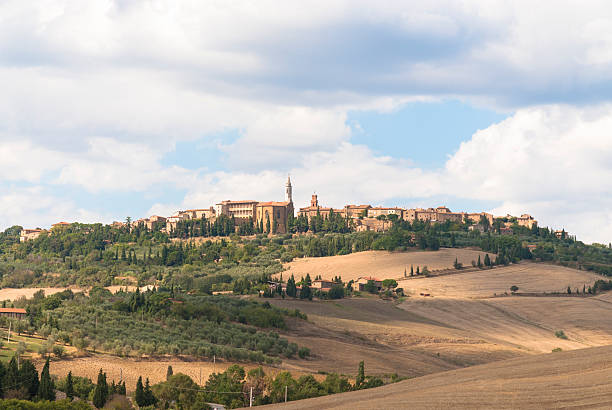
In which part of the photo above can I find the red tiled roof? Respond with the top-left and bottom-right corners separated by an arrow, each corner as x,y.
218,200 -> 258,204
257,201 -> 290,206
0,308 -> 26,314
359,276 -> 382,282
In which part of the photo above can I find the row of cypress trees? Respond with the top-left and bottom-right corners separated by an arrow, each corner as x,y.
0,356 -> 54,401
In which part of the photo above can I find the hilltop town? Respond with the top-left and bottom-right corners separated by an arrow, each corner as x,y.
18,176 -> 539,243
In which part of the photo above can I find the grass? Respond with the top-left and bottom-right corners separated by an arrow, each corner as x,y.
0,333 -> 47,361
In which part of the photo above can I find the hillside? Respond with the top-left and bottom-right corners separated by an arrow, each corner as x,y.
398,262 -> 605,298
260,344 -> 612,409
283,248 -> 487,281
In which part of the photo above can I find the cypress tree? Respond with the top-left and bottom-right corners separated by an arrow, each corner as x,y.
92,369 -> 108,408
120,381 -> 126,395
134,376 -> 145,406
484,253 -> 491,267
38,357 -> 54,401
144,378 -> 156,406
0,361 -> 6,398
19,359 -> 39,399
65,371 -> 74,400
410,265 -> 414,276
166,365 -> 173,381
5,357 -> 18,394
356,361 -> 365,388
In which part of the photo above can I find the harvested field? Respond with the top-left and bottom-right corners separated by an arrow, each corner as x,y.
271,298 -> 524,378
398,262 -> 604,298
283,248 -> 487,281
262,344 -> 612,409
47,356 -> 297,392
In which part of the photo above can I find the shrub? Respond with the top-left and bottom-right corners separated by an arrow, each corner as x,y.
555,330 -> 568,340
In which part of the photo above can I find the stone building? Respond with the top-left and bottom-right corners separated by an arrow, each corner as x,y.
367,207 -> 404,219
343,204 -> 371,219
297,194 -> 343,221
178,207 -> 216,220
20,229 -> 43,242
254,176 -> 294,233
517,214 -> 537,229
215,200 -> 258,220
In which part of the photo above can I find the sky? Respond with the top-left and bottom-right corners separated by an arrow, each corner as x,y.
2,1 -> 612,243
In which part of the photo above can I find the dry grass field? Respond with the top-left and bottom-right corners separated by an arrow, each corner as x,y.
271,298 -> 524,378
270,254 -> 612,408
398,262 -> 605,298
283,248 -> 487,281
46,355 -> 308,392
262,344 -> 612,409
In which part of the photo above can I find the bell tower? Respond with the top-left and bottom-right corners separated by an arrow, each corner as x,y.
286,175 -> 293,203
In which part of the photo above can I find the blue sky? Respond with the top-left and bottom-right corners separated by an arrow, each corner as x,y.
3,1 -> 612,242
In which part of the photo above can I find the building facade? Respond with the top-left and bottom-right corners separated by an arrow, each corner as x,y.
20,229 -> 43,242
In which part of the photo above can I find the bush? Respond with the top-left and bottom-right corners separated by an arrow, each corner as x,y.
298,347 -> 310,359
555,330 -> 568,340
328,284 -> 344,300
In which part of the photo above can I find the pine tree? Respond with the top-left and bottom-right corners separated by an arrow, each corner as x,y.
66,371 -> 74,400
92,369 -> 108,408
134,376 -> 145,407
356,361 -> 365,388
166,365 -> 173,381
38,357 -> 54,401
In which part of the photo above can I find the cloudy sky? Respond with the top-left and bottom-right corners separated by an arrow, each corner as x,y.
2,0 -> 612,243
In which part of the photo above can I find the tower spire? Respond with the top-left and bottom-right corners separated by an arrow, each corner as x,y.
285,174 -> 293,203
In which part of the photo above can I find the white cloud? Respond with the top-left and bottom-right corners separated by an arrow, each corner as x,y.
445,104 -> 612,243
0,186 -> 108,229
4,1 -> 612,244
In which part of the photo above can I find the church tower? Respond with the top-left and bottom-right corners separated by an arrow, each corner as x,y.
286,175 -> 293,203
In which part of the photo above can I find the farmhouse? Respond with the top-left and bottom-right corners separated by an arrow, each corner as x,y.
0,308 -> 27,319
312,279 -> 335,292
353,277 -> 383,292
